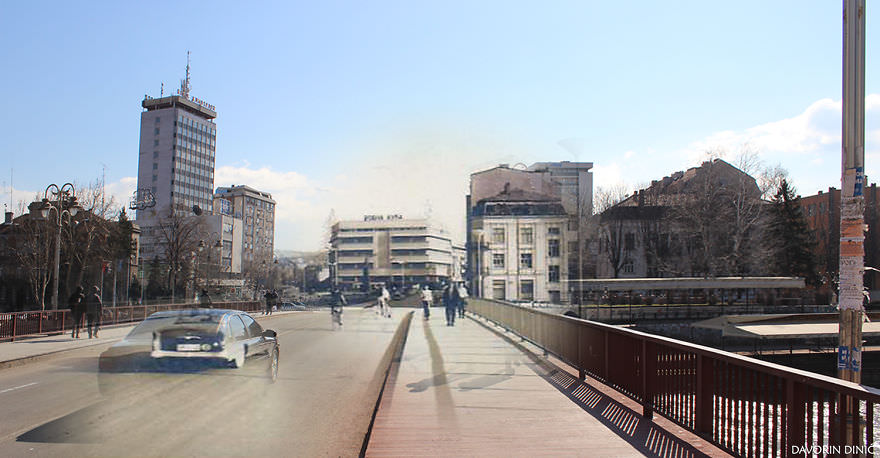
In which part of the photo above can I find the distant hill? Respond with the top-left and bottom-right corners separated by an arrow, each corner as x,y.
275,250 -> 325,263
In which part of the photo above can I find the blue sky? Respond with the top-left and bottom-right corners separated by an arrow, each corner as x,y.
2,1 -> 878,250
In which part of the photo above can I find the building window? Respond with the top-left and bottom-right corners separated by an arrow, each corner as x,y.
548,265 -> 560,283
568,241 -> 578,254
548,239 -> 560,257
493,253 -> 505,268
623,261 -> 634,273
154,128 -> 160,135
548,226 -> 560,235
549,290 -> 560,303
520,253 -> 532,269
520,227 -> 533,245
154,139 -> 159,147
492,227 -> 505,244
625,233 -> 635,251
152,163 -> 158,170
492,280 -> 506,300
520,280 -> 534,301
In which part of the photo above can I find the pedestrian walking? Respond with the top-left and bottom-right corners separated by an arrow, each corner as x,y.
443,283 -> 457,326
68,286 -> 85,338
420,285 -> 432,320
85,286 -> 102,339
199,289 -> 212,307
331,289 -> 346,329
380,284 -> 391,318
264,290 -> 273,315
457,283 -> 468,318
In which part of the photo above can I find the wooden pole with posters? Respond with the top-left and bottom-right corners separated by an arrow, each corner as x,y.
838,0 -> 866,444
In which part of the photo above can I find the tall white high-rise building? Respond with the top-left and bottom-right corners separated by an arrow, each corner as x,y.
135,57 -> 217,261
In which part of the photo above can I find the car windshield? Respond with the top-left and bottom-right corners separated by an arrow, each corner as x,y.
127,313 -> 222,339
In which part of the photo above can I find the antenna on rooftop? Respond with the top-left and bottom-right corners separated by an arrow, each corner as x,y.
160,82 -> 164,97
179,51 -> 191,99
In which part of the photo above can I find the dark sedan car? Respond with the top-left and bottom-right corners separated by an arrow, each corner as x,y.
98,309 -> 279,396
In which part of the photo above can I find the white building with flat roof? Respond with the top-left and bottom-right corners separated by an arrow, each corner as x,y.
329,216 -> 457,290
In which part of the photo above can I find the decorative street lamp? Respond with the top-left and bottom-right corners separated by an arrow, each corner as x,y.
39,183 -> 80,310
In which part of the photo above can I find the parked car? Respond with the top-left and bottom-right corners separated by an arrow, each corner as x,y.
98,309 -> 279,396
280,302 -> 307,311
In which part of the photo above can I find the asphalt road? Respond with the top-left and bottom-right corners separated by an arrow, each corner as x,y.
0,308 -> 407,457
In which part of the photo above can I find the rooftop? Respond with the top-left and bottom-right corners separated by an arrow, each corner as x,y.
142,95 -> 217,120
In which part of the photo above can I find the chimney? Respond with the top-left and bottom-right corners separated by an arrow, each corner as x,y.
4,212 -> 12,224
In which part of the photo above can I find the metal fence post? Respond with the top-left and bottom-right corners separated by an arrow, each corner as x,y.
642,339 -> 654,419
695,354 -> 714,438
786,379 -> 806,454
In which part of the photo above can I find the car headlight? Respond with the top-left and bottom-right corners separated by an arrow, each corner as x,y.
200,343 -> 212,351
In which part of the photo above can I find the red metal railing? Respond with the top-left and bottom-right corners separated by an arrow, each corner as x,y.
470,299 -> 880,458
0,301 -> 262,342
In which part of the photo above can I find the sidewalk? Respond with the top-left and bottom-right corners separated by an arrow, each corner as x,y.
0,324 -> 137,369
0,310 -> 301,370
366,308 -> 726,457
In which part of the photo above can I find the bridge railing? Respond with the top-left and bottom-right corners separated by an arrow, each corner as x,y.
0,301 -> 262,342
469,298 -> 880,457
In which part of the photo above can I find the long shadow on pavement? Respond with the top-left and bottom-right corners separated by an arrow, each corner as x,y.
470,316 -> 716,458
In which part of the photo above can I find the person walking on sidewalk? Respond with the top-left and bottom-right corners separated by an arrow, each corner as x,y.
380,284 -> 392,318
264,290 -> 273,315
420,285 -> 432,320
68,286 -> 85,338
443,283 -> 458,326
331,289 -> 346,329
457,283 -> 468,319
199,289 -> 212,307
85,286 -> 103,339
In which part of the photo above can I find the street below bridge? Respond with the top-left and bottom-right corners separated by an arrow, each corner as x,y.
0,309 -> 403,457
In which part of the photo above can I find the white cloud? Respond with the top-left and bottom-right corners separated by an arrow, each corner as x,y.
3,185 -> 41,214
592,163 -> 624,190
212,126 -> 534,251
104,177 -> 137,213
214,165 -> 326,250
677,94 -> 880,195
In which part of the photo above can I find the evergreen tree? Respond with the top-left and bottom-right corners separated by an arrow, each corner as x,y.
766,180 -> 819,285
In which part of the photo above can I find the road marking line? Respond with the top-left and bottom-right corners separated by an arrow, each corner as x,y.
0,382 -> 37,394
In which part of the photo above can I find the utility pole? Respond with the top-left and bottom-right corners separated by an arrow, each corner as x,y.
838,0 -> 865,443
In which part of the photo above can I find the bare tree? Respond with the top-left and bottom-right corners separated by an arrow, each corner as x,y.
154,208 -> 204,300
726,150 -> 771,275
12,203 -> 53,310
63,180 -> 116,294
592,184 -> 632,278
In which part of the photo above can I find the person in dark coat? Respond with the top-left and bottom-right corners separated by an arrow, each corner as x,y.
85,286 -> 103,339
68,286 -> 85,338
443,283 -> 458,326
199,289 -> 212,307
264,290 -> 274,315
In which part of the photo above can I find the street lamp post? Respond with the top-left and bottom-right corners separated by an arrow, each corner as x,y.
39,183 -> 80,310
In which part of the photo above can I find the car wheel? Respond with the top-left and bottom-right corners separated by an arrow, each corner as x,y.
268,348 -> 279,383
